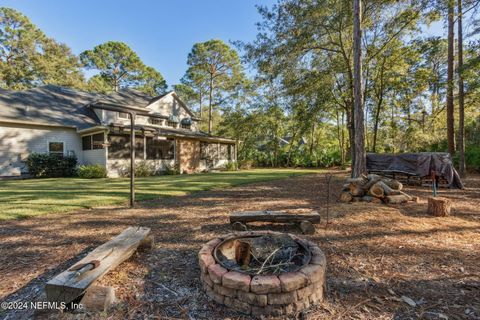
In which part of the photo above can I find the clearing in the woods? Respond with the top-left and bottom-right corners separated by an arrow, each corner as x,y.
0,170 -> 479,319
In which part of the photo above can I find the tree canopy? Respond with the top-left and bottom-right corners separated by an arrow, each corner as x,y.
80,41 -> 167,95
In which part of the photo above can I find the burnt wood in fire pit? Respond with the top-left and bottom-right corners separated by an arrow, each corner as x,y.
214,233 -> 311,276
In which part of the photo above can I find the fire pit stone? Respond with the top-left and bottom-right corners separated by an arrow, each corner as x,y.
199,231 -> 326,316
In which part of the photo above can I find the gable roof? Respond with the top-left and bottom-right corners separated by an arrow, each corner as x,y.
0,85 -> 201,130
0,85 -> 154,130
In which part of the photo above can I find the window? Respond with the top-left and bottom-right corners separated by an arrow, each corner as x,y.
118,112 -> 131,119
219,144 -> 229,159
167,121 -> 177,127
82,133 -> 105,150
181,123 -> 191,130
92,133 -> 105,149
48,142 -> 64,155
108,134 -> 144,159
82,136 -> 92,150
149,118 -> 163,125
146,137 -> 175,160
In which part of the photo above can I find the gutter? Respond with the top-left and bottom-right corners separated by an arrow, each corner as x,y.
0,118 -> 77,129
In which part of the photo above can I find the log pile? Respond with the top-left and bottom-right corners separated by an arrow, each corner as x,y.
340,174 -> 416,204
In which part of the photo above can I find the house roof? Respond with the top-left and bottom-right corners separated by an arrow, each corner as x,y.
0,85 -> 154,130
0,85 -> 233,142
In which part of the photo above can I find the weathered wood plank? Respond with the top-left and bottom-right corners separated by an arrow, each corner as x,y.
46,226 -> 150,304
230,211 -> 320,224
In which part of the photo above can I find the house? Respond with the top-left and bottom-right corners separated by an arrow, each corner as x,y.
0,85 -> 236,177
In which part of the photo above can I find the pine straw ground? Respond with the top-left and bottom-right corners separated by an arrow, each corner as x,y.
0,171 -> 479,320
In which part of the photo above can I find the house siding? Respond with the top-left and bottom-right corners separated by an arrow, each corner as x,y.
0,122 -> 82,176
83,149 -> 107,167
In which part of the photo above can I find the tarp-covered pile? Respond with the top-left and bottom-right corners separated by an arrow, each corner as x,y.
366,152 -> 464,189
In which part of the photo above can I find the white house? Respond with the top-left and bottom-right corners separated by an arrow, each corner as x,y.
0,85 -> 236,177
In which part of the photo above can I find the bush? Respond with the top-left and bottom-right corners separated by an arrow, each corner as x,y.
77,164 -> 107,178
26,153 -> 77,178
466,146 -> 480,172
164,163 -> 180,175
224,161 -> 238,171
238,159 -> 253,169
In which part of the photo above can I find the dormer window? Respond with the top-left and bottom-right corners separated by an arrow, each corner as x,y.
118,112 -> 131,119
167,115 -> 179,128
181,117 -> 192,130
149,117 -> 163,125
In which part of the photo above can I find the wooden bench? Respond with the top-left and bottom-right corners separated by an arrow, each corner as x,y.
45,226 -> 153,311
230,211 -> 321,234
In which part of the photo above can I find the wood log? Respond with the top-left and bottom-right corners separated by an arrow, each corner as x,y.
384,194 -> 411,204
361,176 -> 382,191
398,191 -> 412,201
346,177 -> 368,185
375,181 -> 401,196
46,226 -> 150,304
349,182 -> 365,196
368,182 -> 385,198
382,179 -> 403,191
342,183 -> 350,191
340,192 -> 353,203
234,240 -> 251,268
79,285 -> 115,312
352,196 -> 362,202
230,211 -> 321,224
427,197 -> 452,216
299,220 -> 315,235
367,173 -> 382,180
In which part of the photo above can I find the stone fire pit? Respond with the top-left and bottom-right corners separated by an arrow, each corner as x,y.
198,231 -> 326,316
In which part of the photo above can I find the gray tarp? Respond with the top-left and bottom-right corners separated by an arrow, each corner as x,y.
366,153 -> 464,189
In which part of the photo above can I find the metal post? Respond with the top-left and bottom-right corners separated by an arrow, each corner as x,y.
130,113 -> 136,207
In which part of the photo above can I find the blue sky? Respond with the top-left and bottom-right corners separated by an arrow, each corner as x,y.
3,0 -> 465,88
2,0 -> 276,86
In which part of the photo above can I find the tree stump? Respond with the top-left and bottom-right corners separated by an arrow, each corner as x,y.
427,197 -> 452,216
299,220 -> 315,235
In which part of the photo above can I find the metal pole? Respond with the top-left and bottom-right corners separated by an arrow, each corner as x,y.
130,113 -> 135,207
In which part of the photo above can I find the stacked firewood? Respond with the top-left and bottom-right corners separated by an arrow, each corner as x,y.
340,174 -> 415,204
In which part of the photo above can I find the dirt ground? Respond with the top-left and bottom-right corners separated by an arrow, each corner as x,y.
0,171 -> 479,320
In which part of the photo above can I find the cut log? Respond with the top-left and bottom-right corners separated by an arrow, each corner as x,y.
346,177 -> 368,185
398,191 -> 412,201
340,192 -> 353,203
384,194 -> 411,204
349,182 -> 365,196
79,285 -> 115,312
299,220 -> 315,235
368,182 -> 385,198
427,197 -> 452,216
138,235 -> 155,251
46,226 -> 150,304
230,211 -> 321,224
375,181 -> 401,196
234,240 -> 252,268
383,179 -> 403,191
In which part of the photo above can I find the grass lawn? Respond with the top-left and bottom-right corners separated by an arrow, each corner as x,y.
0,168 -> 324,220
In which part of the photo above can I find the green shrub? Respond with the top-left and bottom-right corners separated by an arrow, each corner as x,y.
465,146 -> 480,172
26,153 -> 77,178
120,161 -> 158,177
77,164 -> 107,178
238,159 -> 253,169
225,161 -> 238,171
164,163 -> 180,175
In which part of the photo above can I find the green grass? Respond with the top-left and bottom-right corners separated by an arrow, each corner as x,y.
0,168 -> 323,220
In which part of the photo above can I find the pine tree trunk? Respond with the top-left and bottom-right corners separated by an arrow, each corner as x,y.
352,0 -> 366,178
208,75 -> 213,134
457,0 -> 466,177
446,0 -> 456,156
